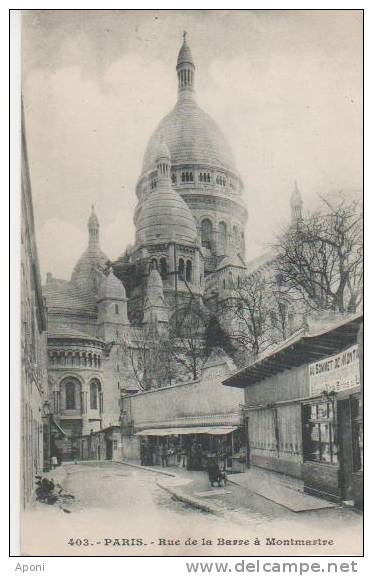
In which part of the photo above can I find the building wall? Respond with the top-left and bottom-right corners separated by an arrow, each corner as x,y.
244,365 -> 309,406
123,357 -> 244,432
21,108 -> 48,508
248,403 -> 304,478
244,365 -> 309,478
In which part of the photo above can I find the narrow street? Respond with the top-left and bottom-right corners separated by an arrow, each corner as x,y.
21,461 -> 362,556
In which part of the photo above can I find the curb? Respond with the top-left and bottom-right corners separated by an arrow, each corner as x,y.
156,479 -> 225,517
118,460 -> 177,477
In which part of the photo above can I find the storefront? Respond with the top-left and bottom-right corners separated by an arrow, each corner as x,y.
135,426 -> 244,471
120,348 -> 246,472
302,344 -> 362,504
79,425 -> 121,462
223,314 -> 363,507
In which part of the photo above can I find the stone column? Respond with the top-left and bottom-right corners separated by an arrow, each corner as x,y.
81,381 -> 90,435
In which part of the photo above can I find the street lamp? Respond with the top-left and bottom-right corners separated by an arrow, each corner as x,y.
42,400 -> 53,472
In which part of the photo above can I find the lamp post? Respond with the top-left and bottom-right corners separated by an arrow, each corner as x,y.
42,400 -> 53,472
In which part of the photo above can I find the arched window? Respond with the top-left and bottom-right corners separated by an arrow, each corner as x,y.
233,225 -> 239,246
186,260 -> 192,282
178,258 -> 185,280
207,173 -> 210,182
65,380 -> 77,410
151,258 -> 158,271
219,221 -> 227,252
182,172 -> 185,182
190,172 -> 193,182
199,173 -> 203,182
90,379 -> 101,410
201,218 -> 213,249
203,173 -> 207,182
160,257 -> 168,277
171,173 -> 176,184
115,304 -> 119,314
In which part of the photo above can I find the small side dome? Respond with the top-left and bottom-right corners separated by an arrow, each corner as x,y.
99,270 -> 126,300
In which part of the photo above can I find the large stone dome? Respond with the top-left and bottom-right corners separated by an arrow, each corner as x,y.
142,94 -> 236,174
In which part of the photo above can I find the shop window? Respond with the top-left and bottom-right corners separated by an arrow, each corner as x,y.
351,395 -> 363,471
303,400 -> 338,464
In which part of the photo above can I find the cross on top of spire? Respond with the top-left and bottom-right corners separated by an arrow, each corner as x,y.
177,32 -> 195,94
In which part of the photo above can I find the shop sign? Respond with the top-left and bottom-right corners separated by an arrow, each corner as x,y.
309,344 -> 360,396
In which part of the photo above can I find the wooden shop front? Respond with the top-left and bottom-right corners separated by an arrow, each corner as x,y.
223,314 -> 363,508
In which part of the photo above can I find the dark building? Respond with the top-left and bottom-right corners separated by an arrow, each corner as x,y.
21,102 -> 48,507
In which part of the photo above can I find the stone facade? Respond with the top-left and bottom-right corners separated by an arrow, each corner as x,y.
21,105 -> 48,507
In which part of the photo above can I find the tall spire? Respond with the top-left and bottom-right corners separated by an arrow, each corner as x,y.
88,204 -> 100,249
156,136 -> 171,188
176,31 -> 195,95
290,180 -> 303,223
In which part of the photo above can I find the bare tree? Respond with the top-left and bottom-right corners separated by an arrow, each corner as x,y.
168,302 -> 208,381
274,197 -> 363,314
222,273 -> 275,358
120,324 -> 177,390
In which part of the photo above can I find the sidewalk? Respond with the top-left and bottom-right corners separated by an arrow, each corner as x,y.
228,467 -> 336,512
120,459 -> 341,524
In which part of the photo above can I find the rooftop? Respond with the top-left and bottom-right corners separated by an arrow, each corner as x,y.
223,312 -> 363,388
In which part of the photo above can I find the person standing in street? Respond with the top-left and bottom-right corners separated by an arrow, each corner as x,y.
160,443 -> 168,467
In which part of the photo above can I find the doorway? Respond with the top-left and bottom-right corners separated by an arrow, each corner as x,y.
106,439 -> 113,460
338,399 -> 355,502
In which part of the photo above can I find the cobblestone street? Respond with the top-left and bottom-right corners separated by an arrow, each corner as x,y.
21,461 -> 363,556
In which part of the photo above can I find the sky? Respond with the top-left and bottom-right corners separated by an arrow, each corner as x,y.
21,9 -> 363,281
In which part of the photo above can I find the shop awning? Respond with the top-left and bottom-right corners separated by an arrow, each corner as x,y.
135,426 -> 237,437
223,312 -> 363,388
